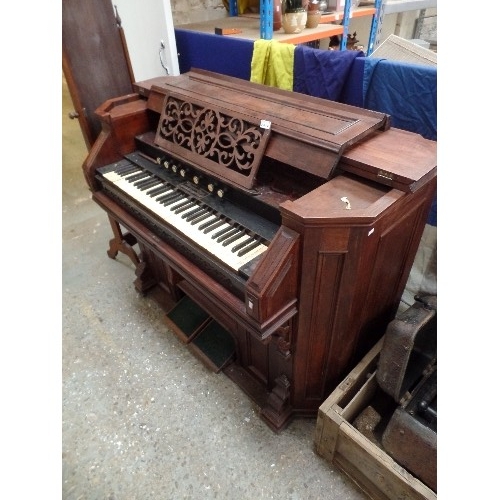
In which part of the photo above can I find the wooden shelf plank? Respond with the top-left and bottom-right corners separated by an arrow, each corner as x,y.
177,6 -> 376,45
319,7 -> 377,24
178,14 -> 345,44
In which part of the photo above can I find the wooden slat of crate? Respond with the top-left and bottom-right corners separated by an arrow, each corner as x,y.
314,338 -> 436,500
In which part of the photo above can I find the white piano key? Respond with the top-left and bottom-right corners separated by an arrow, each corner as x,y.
103,168 -> 268,271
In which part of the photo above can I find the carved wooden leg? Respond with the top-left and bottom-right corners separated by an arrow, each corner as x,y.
260,374 -> 293,432
106,215 -> 140,267
133,258 -> 157,294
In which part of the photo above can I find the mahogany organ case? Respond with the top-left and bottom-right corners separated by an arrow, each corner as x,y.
82,69 -> 437,431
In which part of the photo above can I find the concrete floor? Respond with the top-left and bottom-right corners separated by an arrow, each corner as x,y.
61,77 -> 368,499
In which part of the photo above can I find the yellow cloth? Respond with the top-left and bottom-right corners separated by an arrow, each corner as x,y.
250,39 -> 295,91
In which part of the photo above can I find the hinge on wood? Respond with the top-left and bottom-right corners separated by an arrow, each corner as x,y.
377,169 -> 393,181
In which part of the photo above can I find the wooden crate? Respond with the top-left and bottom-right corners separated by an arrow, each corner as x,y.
314,338 -> 436,500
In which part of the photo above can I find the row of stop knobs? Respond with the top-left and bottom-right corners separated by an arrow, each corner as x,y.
156,156 -> 226,198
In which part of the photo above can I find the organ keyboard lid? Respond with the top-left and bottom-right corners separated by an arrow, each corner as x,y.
129,69 -> 435,194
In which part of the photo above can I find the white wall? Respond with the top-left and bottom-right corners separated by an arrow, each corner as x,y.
111,0 -> 180,81
171,0 -> 227,25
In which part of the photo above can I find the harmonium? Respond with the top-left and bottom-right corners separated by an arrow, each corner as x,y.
82,69 -> 437,432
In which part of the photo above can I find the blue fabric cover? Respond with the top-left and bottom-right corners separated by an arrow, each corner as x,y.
362,58 -> 437,141
175,29 -> 253,80
338,57 -> 365,107
293,46 -> 364,101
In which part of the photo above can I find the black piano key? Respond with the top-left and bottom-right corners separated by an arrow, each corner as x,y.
204,220 -> 228,234
146,184 -> 171,197
211,225 -> 233,239
135,177 -> 159,189
126,171 -> 150,182
199,217 -> 220,230
133,174 -> 152,185
116,164 -> 140,175
190,212 -> 213,225
231,236 -> 255,253
237,239 -> 263,257
174,202 -> 196,214
154,190 -> 175,202
135,178 -> 160,191
182,207 -> 205,220
170,199 -> 193,212
143,182 -> 164,193
157,192 -> 176,203
163,196 -> 185,207
123,168 -> 145,178
116,168 -> 139,178
157,192 -> 182,204
216,227 -> 240,243
222,230 -> 247,247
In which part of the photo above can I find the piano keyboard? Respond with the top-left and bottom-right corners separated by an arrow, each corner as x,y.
101,162 -> 269,272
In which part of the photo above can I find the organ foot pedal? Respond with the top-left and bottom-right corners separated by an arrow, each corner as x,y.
165,295 -> 235,373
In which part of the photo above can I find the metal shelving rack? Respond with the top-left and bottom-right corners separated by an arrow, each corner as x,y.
228,0 -> 385,48
339,0 -> 353,50
229,0 -> 238,16
260,0 -> 274,39
366,0 -> 386,55
340,0 -> 386,53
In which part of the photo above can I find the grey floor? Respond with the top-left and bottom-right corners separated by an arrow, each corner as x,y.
61,76 -> 368,499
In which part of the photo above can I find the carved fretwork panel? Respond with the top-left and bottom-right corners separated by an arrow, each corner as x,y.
154,92 -> 271,190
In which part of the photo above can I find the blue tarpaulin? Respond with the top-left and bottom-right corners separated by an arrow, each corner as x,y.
363,58 -> 437,141
293,46 -> 364,101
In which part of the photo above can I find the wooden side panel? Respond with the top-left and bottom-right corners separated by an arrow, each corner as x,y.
287,224 -> 348,405
245,227 -> 300,325
304,250 -> 345,400
282,169 -> 436,413
288,208 -> 379,410
245,333 -> 270,385
351,184 -> 436,363
82,95 -> 150,191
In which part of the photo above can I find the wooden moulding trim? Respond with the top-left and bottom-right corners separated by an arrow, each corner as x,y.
94,94 -> 146,122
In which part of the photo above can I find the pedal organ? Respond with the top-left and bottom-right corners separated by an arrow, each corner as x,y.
83,69 -> 437,431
